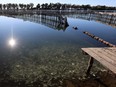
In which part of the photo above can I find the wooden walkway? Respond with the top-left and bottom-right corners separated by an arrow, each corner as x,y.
82,47 -> 116,75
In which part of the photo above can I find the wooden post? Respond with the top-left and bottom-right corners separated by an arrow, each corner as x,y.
86,57 -> 94,76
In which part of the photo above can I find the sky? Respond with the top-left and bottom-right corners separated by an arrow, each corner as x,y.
0,0 -> 116,6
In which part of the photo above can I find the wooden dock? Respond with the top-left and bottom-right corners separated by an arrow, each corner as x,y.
82,47 -> 116,75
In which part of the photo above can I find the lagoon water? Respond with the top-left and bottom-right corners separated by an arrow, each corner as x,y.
0,15 -> 116,84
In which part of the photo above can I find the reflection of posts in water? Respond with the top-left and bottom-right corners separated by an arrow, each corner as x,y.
41,14 -> 69,31
58,15 -> 69,30
15,14 -> 69,31
68,13 -> 116,28
65,17 -> 69,27
109,14 -> 114,24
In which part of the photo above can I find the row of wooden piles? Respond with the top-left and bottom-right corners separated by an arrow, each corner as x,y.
83,31 -> 116,47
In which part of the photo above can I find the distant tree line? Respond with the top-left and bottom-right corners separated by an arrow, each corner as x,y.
0,3 -> 116,10
0,3 -> 34,10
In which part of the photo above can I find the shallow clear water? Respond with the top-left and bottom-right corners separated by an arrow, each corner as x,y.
0,15 -> 116,84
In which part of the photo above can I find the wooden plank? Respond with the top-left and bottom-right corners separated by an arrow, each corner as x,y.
101,48 -> 116,59
82,47 -> 116,74
100,48 -> 116,61
105,48 -> 116,53
82,49 -> 114,72
82,48 -> 116,67
88,48 -> 116,66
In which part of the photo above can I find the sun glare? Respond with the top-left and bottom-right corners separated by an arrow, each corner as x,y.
9,38 -> 16,47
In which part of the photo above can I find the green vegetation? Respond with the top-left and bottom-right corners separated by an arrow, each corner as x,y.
0,3 -> 116,10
